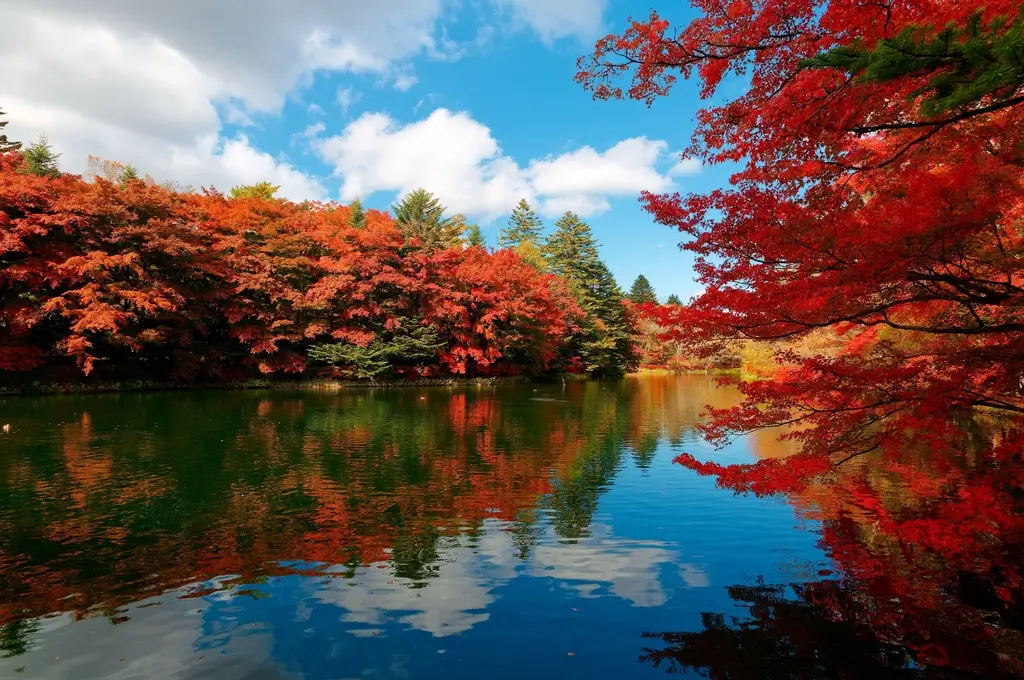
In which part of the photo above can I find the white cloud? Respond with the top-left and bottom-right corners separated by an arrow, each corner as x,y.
497,0 -> 608,42
336,87 -> 363,116
0,0 -> 453,199
669,157 -> 702,176
393,67 -> 420,92
317,108 -> 692,220
0,0 -> 650,207
528,137 -> 673,196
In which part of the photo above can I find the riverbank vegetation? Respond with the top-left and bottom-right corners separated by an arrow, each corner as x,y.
0,136 -> 644,387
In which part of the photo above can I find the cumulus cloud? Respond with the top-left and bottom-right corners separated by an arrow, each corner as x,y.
316,108 -> 691,219
0,0 -> 655,207
0,0 -> 451,198
669,157 -> 702,177
497,0 -> 608,42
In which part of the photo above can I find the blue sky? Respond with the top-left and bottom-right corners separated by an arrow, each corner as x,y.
3,0 -> 738,301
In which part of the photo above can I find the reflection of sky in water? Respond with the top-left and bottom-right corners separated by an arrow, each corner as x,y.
4,434 -> 829,680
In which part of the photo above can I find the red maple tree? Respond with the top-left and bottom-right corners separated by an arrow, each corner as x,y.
577,0 -> 1024,491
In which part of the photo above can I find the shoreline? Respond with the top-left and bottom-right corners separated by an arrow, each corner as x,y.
0,370 -> 739,397
0,375 -> 537,397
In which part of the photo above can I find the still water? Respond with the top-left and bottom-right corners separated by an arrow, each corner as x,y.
0,376 -> 1020,678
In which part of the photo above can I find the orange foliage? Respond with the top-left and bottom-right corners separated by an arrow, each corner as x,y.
0,154 -> 581,382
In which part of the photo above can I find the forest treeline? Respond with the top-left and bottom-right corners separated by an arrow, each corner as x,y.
0,123 -> 705,385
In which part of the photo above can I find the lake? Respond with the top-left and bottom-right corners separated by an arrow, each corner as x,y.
0,375 -> 1020,678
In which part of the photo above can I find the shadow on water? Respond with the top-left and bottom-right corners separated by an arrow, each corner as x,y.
0,375 -> 1021,678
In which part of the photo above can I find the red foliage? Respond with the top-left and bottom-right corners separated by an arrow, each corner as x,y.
0,155 -> 580,382
578,0 -> 1024,490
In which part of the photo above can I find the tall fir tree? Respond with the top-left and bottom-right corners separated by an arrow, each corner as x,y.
543,211 -> 603,286
0,108 -> 21,153
348,198 -> 367,228
500,199 -> 544,249
665,293 -> 682,305
628,275 -> 657,304
465,224 -> 486,247
392,188 -> 463,249
19,135 -> 60,177
544,211 -> 638,376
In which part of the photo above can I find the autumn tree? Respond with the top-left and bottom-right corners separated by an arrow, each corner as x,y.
449,214 -> 483,248
87,156 -> 144,186
0,153 -> 591,384
229,181 -> 279,200
392,188 -> 463,249
0,108 -> 21,153
577,0 -> 1024,489
628,274 -> 657,304
500,198 -> 544,249
19,135 -> 60,177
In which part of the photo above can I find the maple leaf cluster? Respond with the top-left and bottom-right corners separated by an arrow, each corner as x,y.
0,154 -> 587,382
579,1 -> 1024,490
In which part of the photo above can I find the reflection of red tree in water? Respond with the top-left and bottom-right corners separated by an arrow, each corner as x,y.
643,428 -> 1024,678
0,386 -> 619,626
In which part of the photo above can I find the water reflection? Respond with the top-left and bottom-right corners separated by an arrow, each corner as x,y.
642,403 -> 1024,679
0,376 -> 1019,678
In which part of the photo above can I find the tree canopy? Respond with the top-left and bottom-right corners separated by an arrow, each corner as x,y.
577,0 -> 1024,490
465,224 -> 486,247
19,135 -> 60,178
229,181 -> 280,200
628,275 -> 657,304
392,188 -> 463,250
544,212 -> 638,376
500,198 -> 544,249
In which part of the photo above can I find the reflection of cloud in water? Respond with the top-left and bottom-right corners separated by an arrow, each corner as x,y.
680,564 -> 710,588
313,519 -> 698,635
314,523 -> 521,637
530,538 -> 678,607
0,591 -> 279,679
3,520 -> 707,673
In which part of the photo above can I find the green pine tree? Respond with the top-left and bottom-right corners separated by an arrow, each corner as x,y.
544,211 -> 638,376
392,188 -> 463,250
543,212 -> 603,285
0,108 -> 21,153
500,198 -> 544,249
465,223 -> 486,247
348,198 -> 367,228
666,293 -> 682,305
229,181 -> 280,200
308,326 -> 445,380
802,10 -> 1024,118
628,275 -> 658,304
119,164 -> 140,184
19,135 -> 61,177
